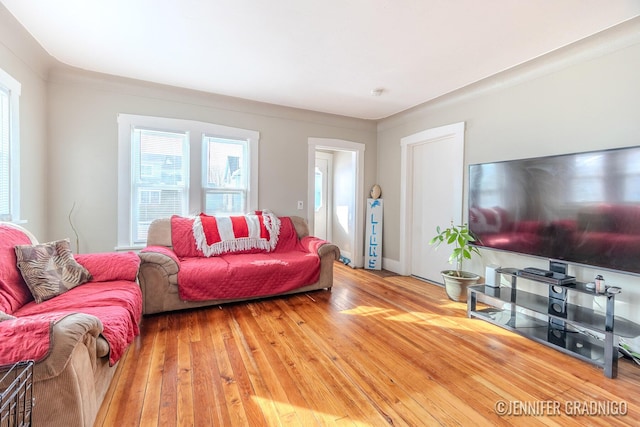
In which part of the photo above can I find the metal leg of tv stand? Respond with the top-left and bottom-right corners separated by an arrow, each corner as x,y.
509,275 -> 517,328
604,294 -> 618,379
467,287 -> 477,318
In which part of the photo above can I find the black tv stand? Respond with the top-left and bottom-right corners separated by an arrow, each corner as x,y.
467,267 -> 640,378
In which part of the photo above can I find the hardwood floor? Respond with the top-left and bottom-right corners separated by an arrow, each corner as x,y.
97,263 -> 640,426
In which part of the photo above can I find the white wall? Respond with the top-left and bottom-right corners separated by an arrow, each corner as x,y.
45,66 -> 377,252
0,5 -> 51,238
376,18 -> 640,321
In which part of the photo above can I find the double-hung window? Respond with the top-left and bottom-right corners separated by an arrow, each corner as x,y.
0,69 -> 21,222
118,114 -> 259,249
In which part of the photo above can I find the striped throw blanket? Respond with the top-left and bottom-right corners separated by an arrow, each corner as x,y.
192,210 -> 281,257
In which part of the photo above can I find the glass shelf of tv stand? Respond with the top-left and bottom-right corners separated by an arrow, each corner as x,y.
471,305 -> 608,367
467,284 -> 640,338
467,268 -> 640,378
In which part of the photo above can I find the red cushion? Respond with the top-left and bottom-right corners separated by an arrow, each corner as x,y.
0,224 -> 35,313
75,252 -> 140,282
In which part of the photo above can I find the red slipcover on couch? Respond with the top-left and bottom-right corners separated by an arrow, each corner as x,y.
0,222 -> 142,426
138,213 -> 340,314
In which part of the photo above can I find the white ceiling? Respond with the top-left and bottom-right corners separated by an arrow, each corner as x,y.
3,1 -> 640,120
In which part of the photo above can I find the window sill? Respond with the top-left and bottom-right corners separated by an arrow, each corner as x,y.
0,218 -> 27,224
114,245 -> 144,252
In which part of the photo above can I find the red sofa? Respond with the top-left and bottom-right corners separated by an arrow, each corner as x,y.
0,222 -> 142,426
138,214 -> 340,314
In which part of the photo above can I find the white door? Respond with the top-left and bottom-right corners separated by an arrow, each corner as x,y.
404,124 -> 464,282
314,152 -> 333,241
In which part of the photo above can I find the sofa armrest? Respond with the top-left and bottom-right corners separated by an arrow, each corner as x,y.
301,236 -> 341,261
35,313 -> 104,382
139,246 -> 180,274
318,242 -> 341,260
75,252 -> 140,282
139,246 -> 180,315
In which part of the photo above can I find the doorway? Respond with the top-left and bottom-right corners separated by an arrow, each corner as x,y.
314,151 -> 333,241
399,122 -> 465,281
308,138 -> 365,268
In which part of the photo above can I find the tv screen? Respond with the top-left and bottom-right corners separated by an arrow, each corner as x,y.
468,146 -> 640,275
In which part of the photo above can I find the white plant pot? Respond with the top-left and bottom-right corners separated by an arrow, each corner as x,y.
441,270 -> 480,302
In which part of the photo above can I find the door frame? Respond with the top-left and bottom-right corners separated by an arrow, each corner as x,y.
398,122 -> 465,276
308,138 -> 365,268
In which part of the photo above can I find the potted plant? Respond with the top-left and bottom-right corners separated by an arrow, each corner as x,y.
429,221 -> 481,302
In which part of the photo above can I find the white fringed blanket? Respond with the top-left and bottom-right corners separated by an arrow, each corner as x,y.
192,211 -> 281,257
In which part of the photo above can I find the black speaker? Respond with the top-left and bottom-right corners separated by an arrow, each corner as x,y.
547,322 -> 567,347
548,298 -> 568,318
549,285 -> 568,300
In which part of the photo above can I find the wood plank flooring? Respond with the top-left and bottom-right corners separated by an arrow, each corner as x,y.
96,263 -> 640,426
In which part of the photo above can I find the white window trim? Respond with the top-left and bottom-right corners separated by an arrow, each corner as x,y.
117,114 -> 259,250
0,68 -> 21,223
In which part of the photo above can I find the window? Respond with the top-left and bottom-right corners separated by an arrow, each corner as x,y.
314,167 -> 323,212
131,128 -> 189,244
202,136 -> 248,214
117,114 -> 259,249
0,69 -> 21,222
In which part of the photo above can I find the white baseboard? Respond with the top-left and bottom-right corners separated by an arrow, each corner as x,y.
381,257 -> 402,274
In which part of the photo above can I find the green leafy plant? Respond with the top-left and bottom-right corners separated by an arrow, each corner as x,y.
429,221 -> 481,277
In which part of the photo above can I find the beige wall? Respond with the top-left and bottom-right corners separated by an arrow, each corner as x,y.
0,5 -> 51,238
4,2 -> 640,318
45,66 -> 377,253
377,18 -> 640,319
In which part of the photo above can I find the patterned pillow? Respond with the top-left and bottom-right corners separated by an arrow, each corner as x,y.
0,310 -> 15,322
14,239 -> 92,303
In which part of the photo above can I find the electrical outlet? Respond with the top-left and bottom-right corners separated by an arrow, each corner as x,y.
297,201 -> 304,209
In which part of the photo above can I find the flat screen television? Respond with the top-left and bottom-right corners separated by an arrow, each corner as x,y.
468,146 -> 640,276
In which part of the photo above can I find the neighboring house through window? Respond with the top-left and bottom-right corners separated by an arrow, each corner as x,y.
117,114 -> 259,249
0,68 -> 21,222
203,135 -> 250,214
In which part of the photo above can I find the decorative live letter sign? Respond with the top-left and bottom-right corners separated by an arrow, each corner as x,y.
365,198 -> 383,270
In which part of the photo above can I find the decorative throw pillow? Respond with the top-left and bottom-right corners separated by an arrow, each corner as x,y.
0,310 -> 15,322
14,239 -> 92,303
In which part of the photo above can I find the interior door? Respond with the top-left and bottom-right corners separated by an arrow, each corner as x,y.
314,152 -> 332,241
410,135 -> 463,282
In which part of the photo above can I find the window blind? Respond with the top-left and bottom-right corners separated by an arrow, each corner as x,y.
131,128 -> 189,243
